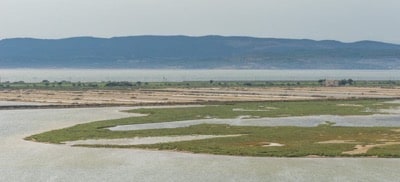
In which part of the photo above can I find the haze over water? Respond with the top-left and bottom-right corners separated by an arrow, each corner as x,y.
1,69 -> 400,82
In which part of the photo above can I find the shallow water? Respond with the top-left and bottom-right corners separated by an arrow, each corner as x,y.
1,69 -> 400,82
65,135 -> 242,146
110,113 -> 400,131
1,106 -> 400,181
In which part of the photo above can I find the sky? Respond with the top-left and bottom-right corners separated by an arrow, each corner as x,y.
0,0 -> 399,43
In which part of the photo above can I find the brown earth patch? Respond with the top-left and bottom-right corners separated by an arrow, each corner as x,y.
1,87 -> 400,105
343,142 -> 400,155
317,140 -> 357,144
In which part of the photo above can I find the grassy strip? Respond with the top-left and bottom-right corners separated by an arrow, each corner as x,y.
368,145 -> 400,157
2,80 -> 400,90
0,80 -> 322,90
75,124 -> 400,157
26,99 -> 400,157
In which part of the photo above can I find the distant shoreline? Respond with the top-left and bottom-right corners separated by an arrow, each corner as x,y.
1,69 -> 400,83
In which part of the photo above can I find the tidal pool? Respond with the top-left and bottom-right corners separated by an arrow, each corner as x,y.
2,105 -> 400,181
110,113 -> 400,131
65,135 -> 243,146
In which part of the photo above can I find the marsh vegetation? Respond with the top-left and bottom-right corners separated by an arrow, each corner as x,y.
26,99 -> 400,157
1,80 -> 400,90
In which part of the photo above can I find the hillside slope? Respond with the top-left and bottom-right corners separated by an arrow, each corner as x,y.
0,35 -> 399,69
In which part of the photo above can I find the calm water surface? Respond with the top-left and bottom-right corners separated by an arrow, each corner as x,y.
110,114 -> 400,131
1,105 -> 400,182
0,69 -> 399,82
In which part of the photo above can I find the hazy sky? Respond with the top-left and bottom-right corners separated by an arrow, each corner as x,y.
1,0 -> 399,43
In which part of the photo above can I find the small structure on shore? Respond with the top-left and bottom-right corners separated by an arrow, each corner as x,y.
324,80 -> 340,87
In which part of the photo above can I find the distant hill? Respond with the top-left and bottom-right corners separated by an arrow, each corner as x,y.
0,35 -> 400,69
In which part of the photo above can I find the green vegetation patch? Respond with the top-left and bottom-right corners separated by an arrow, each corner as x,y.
368,144 -> 400,157
26,99 -> 400,157
126,125 -> 400,157
2,80 -> 400,90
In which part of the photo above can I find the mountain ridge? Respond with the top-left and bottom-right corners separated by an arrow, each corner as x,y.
0,35 -> 399,69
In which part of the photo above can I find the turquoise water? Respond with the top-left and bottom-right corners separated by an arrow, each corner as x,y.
0,69 -> 399,82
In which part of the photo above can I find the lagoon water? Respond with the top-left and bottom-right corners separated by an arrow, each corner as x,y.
1,105 -> 400,181
0,69 -> 400,82
109,113 -> 400,131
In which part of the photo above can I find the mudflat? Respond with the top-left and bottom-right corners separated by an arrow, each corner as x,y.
1,86 -> 399,105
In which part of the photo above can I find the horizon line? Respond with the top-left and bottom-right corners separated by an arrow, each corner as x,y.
1,34 -> 399,45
